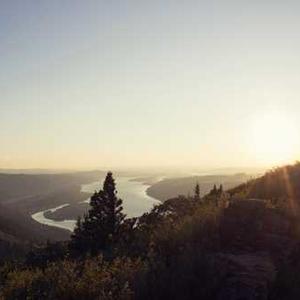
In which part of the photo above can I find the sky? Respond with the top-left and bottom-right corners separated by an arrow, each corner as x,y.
1,0 -> 300,170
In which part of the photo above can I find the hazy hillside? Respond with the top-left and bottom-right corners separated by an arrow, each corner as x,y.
0,171 -> 105,245
147,173 -> 254,201
0,171 -> 104,203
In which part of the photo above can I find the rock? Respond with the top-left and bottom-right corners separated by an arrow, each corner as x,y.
215,253 -> 275,300
215,199 -> 294,299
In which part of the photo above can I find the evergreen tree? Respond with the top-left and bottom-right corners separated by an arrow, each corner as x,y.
194,183 -> 201,201
213,184 -> 217,194
70,172 -> 125,256
218,184 -> 223,195
209,184 -> 218,196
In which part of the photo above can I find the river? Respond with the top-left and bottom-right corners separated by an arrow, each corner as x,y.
31,177 -> 160,232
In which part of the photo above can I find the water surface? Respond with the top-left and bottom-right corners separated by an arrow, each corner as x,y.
32,177 -> 160,232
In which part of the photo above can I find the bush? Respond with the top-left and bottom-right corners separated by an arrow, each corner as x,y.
0,257 -> 144,300
0,189 -> 223,300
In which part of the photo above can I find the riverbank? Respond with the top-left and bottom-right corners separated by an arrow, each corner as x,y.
31,177 -> 161,232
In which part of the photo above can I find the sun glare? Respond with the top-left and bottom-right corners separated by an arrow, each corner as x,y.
249,112 -> 298,165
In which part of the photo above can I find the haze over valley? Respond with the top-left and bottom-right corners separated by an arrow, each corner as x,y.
0,168 -> 257,239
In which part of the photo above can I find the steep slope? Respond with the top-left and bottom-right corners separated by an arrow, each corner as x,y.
229,162 -> 300,213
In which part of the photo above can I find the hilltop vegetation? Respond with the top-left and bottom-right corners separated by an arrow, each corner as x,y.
2,164 -> 300,299
147,173 -> 252,201
229,162 -> 300,211
0,172 -> 224,299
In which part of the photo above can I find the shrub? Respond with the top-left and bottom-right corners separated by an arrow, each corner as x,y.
1,256 -> 144,300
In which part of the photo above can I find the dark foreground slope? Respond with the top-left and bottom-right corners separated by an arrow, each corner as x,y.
0,195 -> 296,300
1,165 -> 300,299
216,199 -> 294,300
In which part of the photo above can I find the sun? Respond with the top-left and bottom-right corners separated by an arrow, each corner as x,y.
249,112 -> 298,165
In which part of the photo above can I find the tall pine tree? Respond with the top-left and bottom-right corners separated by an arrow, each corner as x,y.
194,183 -> 201,201
70,172 -> 125,256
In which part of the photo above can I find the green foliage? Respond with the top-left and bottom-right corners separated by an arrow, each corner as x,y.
0,256 -> 143,300
0,174 -> 228,299
26,241 -> 67,268
70,172 -> 125,256
4,166 -> 300,299
134,204 -> 221,300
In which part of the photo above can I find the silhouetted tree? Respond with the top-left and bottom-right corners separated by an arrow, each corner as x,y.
194,183 -> 201,201
218,184 -> 223,195
220,184 -> 223,192
207,184 -> 222,206
70,172 -> 125,256
209,184 -> 218,196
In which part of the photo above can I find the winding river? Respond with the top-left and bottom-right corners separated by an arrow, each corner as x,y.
31,177 -> 160,232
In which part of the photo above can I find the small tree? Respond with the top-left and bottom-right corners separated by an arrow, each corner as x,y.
218,184 -> 223,195
194,183 -> 201,201
209,184 -> 218,197
70,172 -> 125,256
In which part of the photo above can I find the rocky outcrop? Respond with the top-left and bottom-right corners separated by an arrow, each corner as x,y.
215,199 -> 294,300
216,253 -> 275,300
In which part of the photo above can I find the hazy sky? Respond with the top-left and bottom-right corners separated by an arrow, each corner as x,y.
1,1 -> 300,170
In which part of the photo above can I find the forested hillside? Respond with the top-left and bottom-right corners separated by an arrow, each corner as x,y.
1,165 -> 300,299
229,162 -> 300,211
